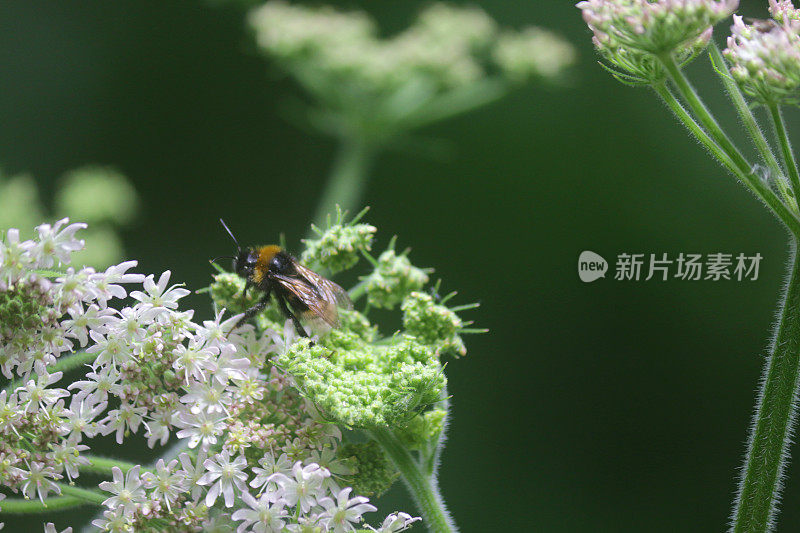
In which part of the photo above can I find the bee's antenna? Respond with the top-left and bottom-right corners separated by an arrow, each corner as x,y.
219,218 -> 241,251
209,255 -> 235,265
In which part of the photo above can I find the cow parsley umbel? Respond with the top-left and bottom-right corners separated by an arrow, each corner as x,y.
0,213 -> 477,532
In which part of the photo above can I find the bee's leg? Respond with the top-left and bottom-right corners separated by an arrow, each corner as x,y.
275,295 -> 308,338
235,287 -> 271,328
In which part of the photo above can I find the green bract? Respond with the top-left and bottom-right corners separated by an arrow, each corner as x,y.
402,291 -> 466,357
337,440 -> 399,497
301,207 -> 375,274
363,245 -> 429,310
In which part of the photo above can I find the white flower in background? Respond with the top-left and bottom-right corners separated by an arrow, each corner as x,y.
725,9 -> 800,103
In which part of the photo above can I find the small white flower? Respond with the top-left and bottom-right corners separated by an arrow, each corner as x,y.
180,380 -> 231,415
176,409 -> 227,450
61,303 -> 114,347
318,487 -> 377,532
32,218 -> 86,268
172,341 -> 218,384
68,365 -> 121,402
99,402 -> 147,444
250,451 -> 293,494
197,450 -> 249,508
178,449 -> 208,502
47,439 -> 90,482
43,522 -> 72,533
21,461 -> 61,503
141,458 -> 187,513
367,512 -> 422,533
270,461 -> 329,513
88,260 -> 144,308
99,465 -> 146,516
231,492 -> 289,533
18,371 -> 69,413
130,270 -> 190,318
91,507 -> 133,532
61,394 -> 107,441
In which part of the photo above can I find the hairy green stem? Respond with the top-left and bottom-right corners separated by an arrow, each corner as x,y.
708,43 -> 790,202
370,427 -> 457,533
769,103 -> 800,201
655,56 -> 800,235
55,483 -> 106,505
311,136 -> 375,233
732,244 -> 800,532
84,455 -> 148,476
0,495 -> 86,514
3,351 -> 95,393
660,53 -> 749,171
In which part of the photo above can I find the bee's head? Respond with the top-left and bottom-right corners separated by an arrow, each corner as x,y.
233,248 -> 258,279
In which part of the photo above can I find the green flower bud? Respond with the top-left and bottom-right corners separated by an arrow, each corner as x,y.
396,407 -> 447,450
364,245 -> 429,310
401,291 -> 466,357
301,207 -> 375,274
277,335 -> 446,429
337,440 -> 399,497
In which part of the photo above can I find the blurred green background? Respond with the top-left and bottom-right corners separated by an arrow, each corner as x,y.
2,0 -> 798,531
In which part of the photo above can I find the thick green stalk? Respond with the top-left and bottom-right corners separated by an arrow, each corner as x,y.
370,427 -> 456,533
732,244 -> 800,532
708,43 -> 787,199
769,103 -> 800,201
56,483 -> 106,505
84,455 -> 148,476
0,495 -> 86,514
311,136 -> 375,232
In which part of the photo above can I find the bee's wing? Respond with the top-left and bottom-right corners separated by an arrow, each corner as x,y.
272,269 -> 350,329
293,263 -> 353,310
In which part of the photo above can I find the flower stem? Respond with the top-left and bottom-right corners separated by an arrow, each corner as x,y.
660,53 -> 749,170
653,59 -> 800,236
732,243 -> 800,532
708,43 -> 790,202
84,455 -> 147,476
0,495 -> 86,514
311,136 -> 375,233
370,427 -> 457,533
769,103 -> 800,201
55,482 -> 106,505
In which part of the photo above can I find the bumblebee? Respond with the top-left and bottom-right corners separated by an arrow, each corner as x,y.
216,219 -> 352,336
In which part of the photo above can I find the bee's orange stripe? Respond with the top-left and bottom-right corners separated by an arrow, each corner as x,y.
253,245 -> 281,284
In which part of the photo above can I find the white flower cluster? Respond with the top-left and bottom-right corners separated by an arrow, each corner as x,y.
249,1 -> 574,119
0,220 -> 417,531
578,0 -> 738,82
93,455 -> 414,532
725,1 -> 800,103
